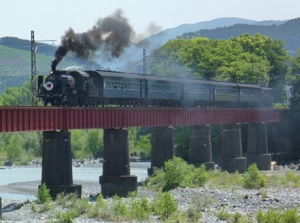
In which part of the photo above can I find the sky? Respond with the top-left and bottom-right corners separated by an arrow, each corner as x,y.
1,0 -> 300,43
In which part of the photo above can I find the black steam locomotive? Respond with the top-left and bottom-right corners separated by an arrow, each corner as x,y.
37,69 -> 273,107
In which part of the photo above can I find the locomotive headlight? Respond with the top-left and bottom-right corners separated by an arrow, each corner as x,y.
45,82 -> 54,91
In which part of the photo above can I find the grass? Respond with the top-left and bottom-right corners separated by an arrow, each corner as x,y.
256,208 -> 300,223
28,159 -> 300,222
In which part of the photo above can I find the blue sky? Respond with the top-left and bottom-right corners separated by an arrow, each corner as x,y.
2,0 -> 300,42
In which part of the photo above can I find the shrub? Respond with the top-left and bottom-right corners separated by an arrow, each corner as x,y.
190,164 -> 210,187
208,170 -> 244,189
243,164 -> 266,189
256,209 -> 282,223
284,171 -> 300,187
87,196 -> 111,220
55,193 -> 78,208
95,194 -> 107,208
55,210 -> 78,223
31,203 -> 38,212
163,157 -> 192,191
71,198 -> 90,216
37,183 -> 51,204
256,208 -> 300,223
112,195 -> 130,217
130,197 -> 152,221
281,208 -> 300,223
153,192 -> 178,220
146,157 -> 210,191
187,193 -> 213,222
230,212 -> 253,223
216,207 -> 231,221
144,167 -> 165,190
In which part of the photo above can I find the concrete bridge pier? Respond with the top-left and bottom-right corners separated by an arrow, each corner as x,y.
41,131 -> 82,199
221,124 -> 246,173
189,125 -> 215,169
148,126 -> 175,175
100,128 -> 137,197
247,123 -> 271,170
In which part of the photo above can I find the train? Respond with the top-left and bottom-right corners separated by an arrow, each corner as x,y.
37,69 -> 273,107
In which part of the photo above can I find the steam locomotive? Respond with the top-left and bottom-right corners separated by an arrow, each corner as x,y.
37,69 -> 273,107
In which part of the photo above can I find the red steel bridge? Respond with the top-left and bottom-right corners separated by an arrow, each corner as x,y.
0,106 -> 285,132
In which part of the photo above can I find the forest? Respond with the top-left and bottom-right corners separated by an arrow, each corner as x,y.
1,33 -> 300,165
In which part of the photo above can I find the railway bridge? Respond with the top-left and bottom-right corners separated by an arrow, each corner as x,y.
0,106 -> 285,197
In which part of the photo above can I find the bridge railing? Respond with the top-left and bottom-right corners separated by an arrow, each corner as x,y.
0,106 -> 286,132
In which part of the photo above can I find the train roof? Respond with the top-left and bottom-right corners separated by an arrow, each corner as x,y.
82,69 -> 269,89
88,70 -> 146,80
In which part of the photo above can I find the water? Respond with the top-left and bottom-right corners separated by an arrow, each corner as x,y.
0,162 -> 150,200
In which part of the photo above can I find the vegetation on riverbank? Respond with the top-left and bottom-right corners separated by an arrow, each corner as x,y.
21,158 -> 300,223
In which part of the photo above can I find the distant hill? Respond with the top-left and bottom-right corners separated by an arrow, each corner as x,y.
110,18 -> 286,71
180,18 -> 300,54
0,37 -> 55,56
137,17 -> 284,53
0,44 -> 81,93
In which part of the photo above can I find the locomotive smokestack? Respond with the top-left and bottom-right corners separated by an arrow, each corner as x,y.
52,9 -> 134,70
51,58 -> 58,72
51,45 -> 68,72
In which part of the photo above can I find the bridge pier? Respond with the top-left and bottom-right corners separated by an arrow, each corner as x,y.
247,123 -> 271,170
99,128 -> 137,197
221,124 -> 246,173
189,125 -> 215,169
148,126 -> 175,175
41,131 -> 82,199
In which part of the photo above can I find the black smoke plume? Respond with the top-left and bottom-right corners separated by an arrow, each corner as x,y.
51,9 -> 134,71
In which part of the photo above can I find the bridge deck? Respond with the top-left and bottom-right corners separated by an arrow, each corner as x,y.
0,106 -> 285,132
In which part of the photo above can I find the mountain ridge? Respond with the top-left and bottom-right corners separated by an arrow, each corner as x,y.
179,17 -> 300,53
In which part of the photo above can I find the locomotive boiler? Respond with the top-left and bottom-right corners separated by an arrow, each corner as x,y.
37,69 -> 273,108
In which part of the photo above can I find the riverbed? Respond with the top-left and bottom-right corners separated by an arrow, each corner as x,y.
0,162 -> 150,200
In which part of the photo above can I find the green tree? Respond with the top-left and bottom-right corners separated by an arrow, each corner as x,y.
287,50 -> 300,157
217,51 -> 270,84
71,130 -> 88,158
128,128 -> 151,159
5,134 -> 23,163
85,129 -> 103,158
149,34 -> 289,102
287,76 -> 300,157
180,37 -> 214,79
0,80 -> 31,106
291,49 -> 300,76
174,126 -> 190,161
232,33 -> 289,102
150,38 -> 194,77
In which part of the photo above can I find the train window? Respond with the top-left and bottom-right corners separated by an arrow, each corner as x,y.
241,90 -> 257,96
215,89 -> 237,95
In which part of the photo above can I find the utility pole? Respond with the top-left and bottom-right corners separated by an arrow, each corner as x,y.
31,31 -> 37,105
143,49 -> 146,74
30,31 -> 56,105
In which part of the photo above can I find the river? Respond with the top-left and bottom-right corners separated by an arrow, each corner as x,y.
0,162 -> 151,200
